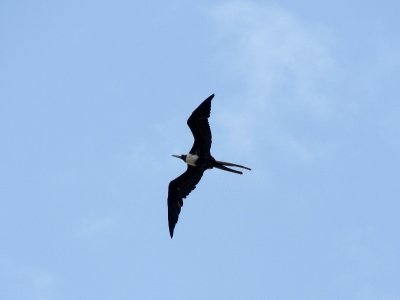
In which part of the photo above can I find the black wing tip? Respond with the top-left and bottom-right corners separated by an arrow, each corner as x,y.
168,216 -> 177,238
169,225 -> 175,238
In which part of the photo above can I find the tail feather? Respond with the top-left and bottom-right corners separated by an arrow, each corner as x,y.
215,160 -> 251,171
213,160 -> 251,174
214,164 -> 243,174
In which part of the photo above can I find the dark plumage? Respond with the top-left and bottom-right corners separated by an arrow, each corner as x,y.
168,94 -> 251,238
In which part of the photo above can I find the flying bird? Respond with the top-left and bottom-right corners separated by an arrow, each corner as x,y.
168,94 -> 251,238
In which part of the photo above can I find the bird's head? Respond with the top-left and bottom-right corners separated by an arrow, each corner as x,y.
172,154 -> 186,162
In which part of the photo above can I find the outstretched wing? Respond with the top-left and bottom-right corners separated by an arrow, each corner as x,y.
168,166 -> 205,238
187,94 -> 214,156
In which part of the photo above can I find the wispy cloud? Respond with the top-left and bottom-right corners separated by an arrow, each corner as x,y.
209,2 -> 337,160
0,258 -> 55,300
337,227 -> 399,300
76,215 -> 118,237
374,38 -> 400,150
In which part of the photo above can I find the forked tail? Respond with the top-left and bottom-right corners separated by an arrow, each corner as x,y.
213,160 -> 251,174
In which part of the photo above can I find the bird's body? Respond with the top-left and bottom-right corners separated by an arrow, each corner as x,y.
168,94 -> 251,238
184,154 -> 200,167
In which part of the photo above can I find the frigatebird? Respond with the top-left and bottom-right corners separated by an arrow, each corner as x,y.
168,94 -> 251,238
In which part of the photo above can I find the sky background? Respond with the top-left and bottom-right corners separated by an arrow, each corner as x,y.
1,0 -> 400,299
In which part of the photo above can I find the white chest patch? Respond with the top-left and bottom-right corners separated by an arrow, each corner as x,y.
185,154 -> 199,166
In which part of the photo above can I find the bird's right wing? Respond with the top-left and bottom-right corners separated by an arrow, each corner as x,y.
187,94 -> 214,156
167,166 -> 205,238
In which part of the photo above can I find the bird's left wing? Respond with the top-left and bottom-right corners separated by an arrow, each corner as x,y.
168,166 -> 205,238
187,94 -> 214,156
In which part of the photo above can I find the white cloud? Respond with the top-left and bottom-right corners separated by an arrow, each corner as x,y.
0,259 -> 55,299
76,215 -> 117,237
209,2 -> 337,160
374,39 -> 400,150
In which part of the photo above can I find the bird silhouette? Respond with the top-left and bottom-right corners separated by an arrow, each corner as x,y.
168,94 -> 251,238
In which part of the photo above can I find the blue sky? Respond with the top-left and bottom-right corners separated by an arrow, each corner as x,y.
1,1 -> 399,299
